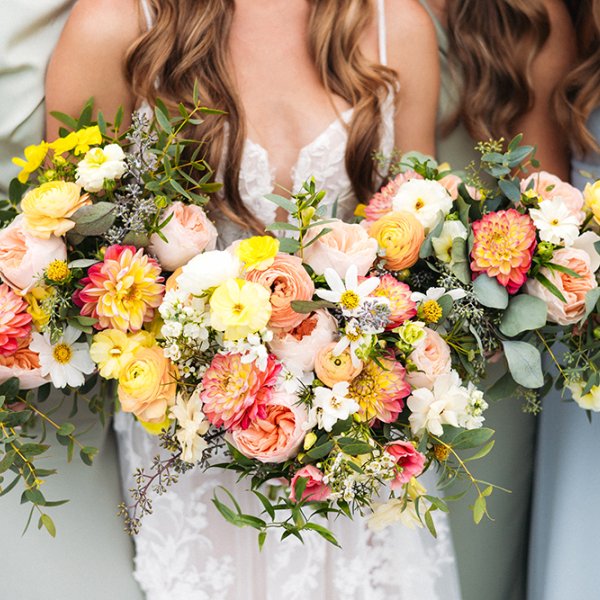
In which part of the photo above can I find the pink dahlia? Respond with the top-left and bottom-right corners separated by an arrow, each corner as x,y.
365,170 -> 423,223
369,274 -> 417,329
349,354 -> 410,423
74,245 -> 165,332
470,209 -> 537,294
0,283 -> 32,355
201,352 -> 282,430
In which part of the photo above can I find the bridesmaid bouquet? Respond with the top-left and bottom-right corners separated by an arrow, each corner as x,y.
0,95 -> 219,534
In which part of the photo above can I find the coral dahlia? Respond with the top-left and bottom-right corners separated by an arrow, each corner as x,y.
470,209 -> 536,294
368,274 -> 417,329
75,245 -> 164,332
201,352 -> 282,430
0,283 -> 32,355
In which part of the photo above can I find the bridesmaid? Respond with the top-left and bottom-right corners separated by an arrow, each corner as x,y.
529,2 -> 600,598
0,3 -> 143,598
416,1 -> 575,599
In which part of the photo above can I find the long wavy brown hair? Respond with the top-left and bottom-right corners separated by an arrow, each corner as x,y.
126,0 -> 398,232
555,0 -> 600,156
445,0 -> 550,140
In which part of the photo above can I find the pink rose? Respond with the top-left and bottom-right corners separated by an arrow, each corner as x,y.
230,390 -> 309,463
438,173 -> 463,200
385,441 -> 426,489
148,202 -> 217,272
303,219 -> 378,277
521,171 -> 586,225
268,309 -> 337,372
290,465 -> 331,502
245,254 -> 314,330
406,328 -> 452,389
0,338 -> 48,390
525,247 -> 598,325
0,215 -> 66,293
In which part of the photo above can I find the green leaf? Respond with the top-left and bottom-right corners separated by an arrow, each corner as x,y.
258,530 -> 267,550
499,294 -> 547,337
0,451 -> 16,474
584,288 -> 600,322
252,490 -> 275,520
0,475 -> 20,497
449,237 -> 470,284
303,522 -> 341,547
498,179 -> 522,204
306,440 -> 334,460
473,274 -> 509,309
451,428 -> 494,450
337,438 -> 374,456
49,110 -> 78,130
18,443 -> 49,457
473,496 -> 486,525
535,272 -> 566,303
485,371 -> 518,402
57,423 -> 75,437
290,300 -> 336,314
264,193 -> 296,214
154,105 -> 173,133
38,514 -> 56,537
23,488 -> 45,505
68,258 -> 99,269
265,222 -> 300,232
72,202 -> 116,237
464,439 -> 495,462
79,446 -> 98,466
424,509 -> 438,538
501,340 -> 544,389
278,238 -> 301,254
419,215 -> 445,259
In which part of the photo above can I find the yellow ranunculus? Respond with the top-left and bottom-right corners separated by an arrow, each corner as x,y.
12,142 -> 49,183
90,329 -> 155,380
584,180 -> 600,226
25,286 -> 55,330
21,181 -> 91,238
209,278 -> 271,340
235,235 -> 279,271
118,346 -> 177,423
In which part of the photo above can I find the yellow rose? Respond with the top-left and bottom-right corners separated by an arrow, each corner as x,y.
584,181 -> 600,226
235,236 -> 280,271
209,278 -> 272,340
11,142 -> 49,184
21,181 -> 91,238
314,342 -> 363,387
118,346 -> 177,423
90,329 -> 155,380
369,211 -> 425,271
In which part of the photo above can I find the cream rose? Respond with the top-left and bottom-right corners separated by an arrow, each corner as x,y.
148,202 -> 218,272
0,215 -> 67,293
405,328 -> 452,389
230,390 -> 309,463
268,310 -> 337,372
525,247 -> 598,325
118,346 -> 177,423
20,181 -> 91,238
303,219 -> 378,277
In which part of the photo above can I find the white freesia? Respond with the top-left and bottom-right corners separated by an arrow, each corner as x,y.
392,179 -> 453,230
316,265 -> 379,317
568,381 -> 600,412
458,383 -> 489,429
407,370 -> 468,436
177,250 -> 242,296
311,381 -> 360,432
431,220 -> 468,263
368,499 -> 422,531
29,326 -> 95,389
529,197 -> 580,246
572,230 -> 600,272
170,388 -> 210,463
75,144 -> 127,193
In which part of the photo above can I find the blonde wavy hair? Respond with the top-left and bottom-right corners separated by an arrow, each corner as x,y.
555,0 -> 600,156
445,0 -> 550,140
126,0 -> 398,232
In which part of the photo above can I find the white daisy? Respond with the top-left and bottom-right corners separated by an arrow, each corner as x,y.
392,179 -> 453,230
30,326 -> 95,389
530,197 -> 580,246
410,287 -> 467,304
333,318 -> 372,368
315,265 -> 379,317
311,382 -> 360,432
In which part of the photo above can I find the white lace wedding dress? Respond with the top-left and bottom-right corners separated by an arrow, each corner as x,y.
113,2 -> 461,598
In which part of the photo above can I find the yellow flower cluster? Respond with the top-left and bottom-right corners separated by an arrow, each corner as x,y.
584,181 -> 600,226
235,235 -> 279,271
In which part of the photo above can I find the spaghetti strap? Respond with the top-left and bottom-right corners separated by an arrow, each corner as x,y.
140,0 -> 154,30
377,0 -> 388,66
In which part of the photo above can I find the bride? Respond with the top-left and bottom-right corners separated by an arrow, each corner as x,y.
46,1 -> 459,598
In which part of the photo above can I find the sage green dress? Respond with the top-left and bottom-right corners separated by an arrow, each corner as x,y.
419,3 -> 537,599
0,3 -> 142,598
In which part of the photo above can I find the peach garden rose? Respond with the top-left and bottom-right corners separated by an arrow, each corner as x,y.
405,328 -> 452,390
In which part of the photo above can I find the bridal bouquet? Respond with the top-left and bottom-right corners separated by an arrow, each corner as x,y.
0,95 -> 218,534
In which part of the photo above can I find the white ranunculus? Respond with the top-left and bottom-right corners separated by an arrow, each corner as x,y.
431,220 -> 468,263
392,179 -> 453,231
176,250 -> 242,296
368,498 -> 422,531
529,197 -> 580,246
572,230 -> 600,272
75,144 -> 127,192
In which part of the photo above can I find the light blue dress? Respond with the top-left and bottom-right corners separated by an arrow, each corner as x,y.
0,3 -> 143,598
528,108 -> 600,600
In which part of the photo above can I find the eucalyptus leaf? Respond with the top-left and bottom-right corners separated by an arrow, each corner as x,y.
473,274 -> 509,309
449,237 -> 470,284
72,202 -> 116,237
290,300 -> 336,314
499,294 -> 547,337
419,215 -> 445,259
583,288 -> 600,321
501,340 -> 544,389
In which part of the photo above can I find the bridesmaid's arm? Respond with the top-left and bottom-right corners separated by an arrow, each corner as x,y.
513,0 -> 576,180
386,0 -> 440,156
45,0 -> 141,140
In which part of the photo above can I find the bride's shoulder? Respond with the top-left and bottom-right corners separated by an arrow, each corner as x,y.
384,0 -> 438,61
